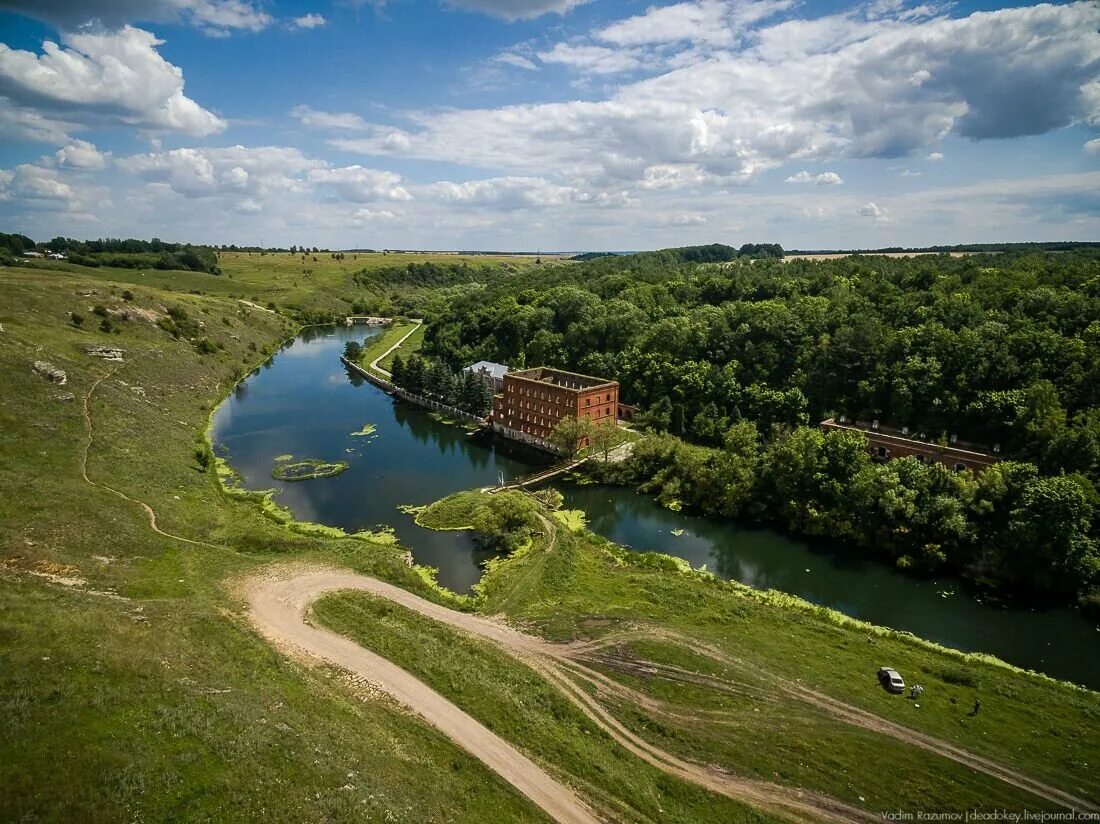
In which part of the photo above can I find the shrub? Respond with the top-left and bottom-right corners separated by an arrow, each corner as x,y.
70,312 -> 84,327
122,289 -> 134,301
194,337 -> 217,355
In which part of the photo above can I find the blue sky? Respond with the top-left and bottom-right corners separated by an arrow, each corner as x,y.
0,0 -> 1097,250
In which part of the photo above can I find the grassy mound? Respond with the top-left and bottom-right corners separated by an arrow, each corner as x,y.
271,458 -> 349,481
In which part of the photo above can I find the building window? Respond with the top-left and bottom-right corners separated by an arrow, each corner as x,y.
585,398 -> 591,406
954,462 -> 966,472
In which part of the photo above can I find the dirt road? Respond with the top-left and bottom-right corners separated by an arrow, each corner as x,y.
245,569 -> 601,824
244,567 -> 878,824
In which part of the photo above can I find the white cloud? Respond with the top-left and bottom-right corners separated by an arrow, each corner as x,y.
308,165 -> 412,202
443,0 -> 587,21
119,146 -> 325,197
423,176 -> 576,209
290,13 -> 327,29
494,53 -> 538,71
899,169 -> 922,177
1086,138 -> 1100,154
332,3 -> 1100,195
537,43 -> 645,75
926,152 -> 944,161
0,27 -> 225,140
858,201 -> 887,219
56,139 -> 109,170
599,0 -> 792,48
0,0 -> 272,35
352,208 -> 397,224
785,170 -> 843,185
292,106 -> 371,131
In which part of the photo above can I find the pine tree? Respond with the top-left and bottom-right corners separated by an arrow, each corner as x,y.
390,353 -> 405,386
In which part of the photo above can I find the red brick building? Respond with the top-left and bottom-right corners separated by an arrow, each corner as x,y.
820,417 -> 1001,472
492,367 -> 619,453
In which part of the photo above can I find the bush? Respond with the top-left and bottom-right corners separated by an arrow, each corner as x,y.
122,290 -> 134,301
194,337 -> 217,355
70,312 -> 84,327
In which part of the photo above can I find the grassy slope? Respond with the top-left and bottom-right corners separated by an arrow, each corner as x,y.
313,593 -> 773,824
0,266 -> 546,822
355,321 -> 419,377
400,491 -> 1100,814
379,321 -> 425,371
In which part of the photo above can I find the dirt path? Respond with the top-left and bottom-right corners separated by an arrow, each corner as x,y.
80,358 -> 212,549
244,569 -> 601,824
583,633 -> 1097,814
244,566 -> 876,824
370,319 -> 422,378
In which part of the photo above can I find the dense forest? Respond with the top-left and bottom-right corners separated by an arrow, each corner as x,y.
422,249 -> 1100,610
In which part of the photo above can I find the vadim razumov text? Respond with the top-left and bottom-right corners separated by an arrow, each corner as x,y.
881,812 -> 1100,823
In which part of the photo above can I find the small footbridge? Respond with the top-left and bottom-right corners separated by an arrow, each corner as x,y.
488,457 -> 588,493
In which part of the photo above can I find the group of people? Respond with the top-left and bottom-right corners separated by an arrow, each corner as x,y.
909,684 -> 981,715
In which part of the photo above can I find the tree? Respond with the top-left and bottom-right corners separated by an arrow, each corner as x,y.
468,491 -> 540,552
390,353 -> 405,385
550,415 -> 595,458
589,419 -> 620,463
343,340 -> 362,361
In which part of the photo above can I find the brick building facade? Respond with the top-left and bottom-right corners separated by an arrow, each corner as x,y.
820,417 -> 1001,472
492,367 -> 619,453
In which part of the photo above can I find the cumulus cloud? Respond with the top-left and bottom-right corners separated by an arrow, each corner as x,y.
119,146 -> 325,198
858,201 -> 888,219
56,140 -> 108,170
443,0 -> 587,21
785,170 -> 843,185
423,176 -> 576,209
292,106 -> 371,131
0,27 -> 225,140
0,0 -> 272,35
308,166 -> 412,202
332,2 -> 1100,195
290,13 -> 327,29
926,152 -> 945,160
1086,138 -> 1100,154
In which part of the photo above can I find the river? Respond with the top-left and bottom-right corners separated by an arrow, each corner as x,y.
211,325 -> 1100,688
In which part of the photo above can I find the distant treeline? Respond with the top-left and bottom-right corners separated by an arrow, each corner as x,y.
787,242 -> 1100,255
1,232 -> 220,274
570,243 -> 784,262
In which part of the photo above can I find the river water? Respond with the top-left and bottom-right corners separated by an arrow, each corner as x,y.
211,325 -> 1100,688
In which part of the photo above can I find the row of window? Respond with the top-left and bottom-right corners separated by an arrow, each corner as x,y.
872,445 -> 969,471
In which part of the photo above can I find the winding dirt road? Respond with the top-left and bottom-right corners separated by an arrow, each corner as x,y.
244,567 -> 879,824
245,569 -> 601,824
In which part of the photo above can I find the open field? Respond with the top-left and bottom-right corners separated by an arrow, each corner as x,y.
1,256 -> 1097,823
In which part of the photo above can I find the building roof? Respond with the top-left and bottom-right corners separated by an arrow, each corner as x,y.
509,366 -> 617,390
820,417 -> 999,459
464,361 -> 509,380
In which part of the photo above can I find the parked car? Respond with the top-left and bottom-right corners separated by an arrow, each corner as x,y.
877,667 -> 905,693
